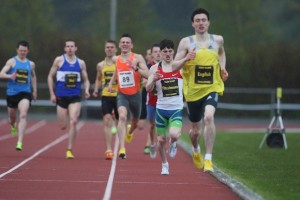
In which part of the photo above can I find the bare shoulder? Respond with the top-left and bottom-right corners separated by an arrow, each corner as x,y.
96,60 -> 104,71
30,61 -> 36,69
179,36 -> 191,48
6,58 -> 16,67
78,58 -> 86,67
213,34 -> 224,46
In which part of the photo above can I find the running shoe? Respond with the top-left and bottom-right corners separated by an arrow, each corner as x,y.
149,144 -> 157,159
16,142 -> 22,151
11,124 -> 17,136
169,141 -> 177,158
144,146 -> 150,154
192,151 -> 204,169
66,149 -> 75,159
105,150 -> 114,160
204,159 -> 214,173
161,162 -> 169,175
125,124 -> 134,144
118,148 -> 126,159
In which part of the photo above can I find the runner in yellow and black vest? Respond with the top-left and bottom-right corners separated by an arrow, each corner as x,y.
173,8 -> 229,173
93,40 -> 119,160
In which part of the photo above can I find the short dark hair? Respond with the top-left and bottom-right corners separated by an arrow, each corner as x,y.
191,8 -> 210,22
159,39 -> 174,50
17,40 -> 29,49
105,39 -> 117,47
65,39 -> 76,46
151,43 -> 160,52
120,33 -> 133,43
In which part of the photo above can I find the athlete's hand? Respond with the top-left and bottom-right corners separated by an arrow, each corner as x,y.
186,48 -> 196,61
92,90 -> 98,97
85,91 -> 90,99
108,83 -> 115,93
126,60 -> 136,71
153,71 -> 163,81
221,69 -> 229,81
50,94 -> 56,104
10,71 -> 17,80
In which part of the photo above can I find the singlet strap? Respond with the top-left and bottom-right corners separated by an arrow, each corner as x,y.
208,34 -> 215,49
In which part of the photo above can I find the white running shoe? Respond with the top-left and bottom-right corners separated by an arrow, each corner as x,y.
150,144 -> 157,159
169,141 -> 177,158
161,162 -> 169,175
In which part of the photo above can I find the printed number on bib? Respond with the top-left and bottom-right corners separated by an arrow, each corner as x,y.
119,71 -> 135,88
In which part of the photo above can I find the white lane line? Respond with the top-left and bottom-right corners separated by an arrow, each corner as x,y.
102,135 -> 119,200
0,121 -> 84,179
0,120 -> 47,141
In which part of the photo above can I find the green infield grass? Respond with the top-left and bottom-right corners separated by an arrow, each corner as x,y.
181,131 -> 300,200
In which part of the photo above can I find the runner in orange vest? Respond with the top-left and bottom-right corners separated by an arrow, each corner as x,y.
108,33 -> 148,159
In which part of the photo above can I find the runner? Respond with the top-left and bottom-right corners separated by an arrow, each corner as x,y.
146,39 -> 183,175
93,40 -> 118,160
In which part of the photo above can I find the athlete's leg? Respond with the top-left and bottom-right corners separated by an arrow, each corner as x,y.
203,105 -> 216,154
67,102 -> 81,150
17,99 -> 30,144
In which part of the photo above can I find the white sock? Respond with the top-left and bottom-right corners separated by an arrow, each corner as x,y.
204,154 -> 212,161
162,162 -> 168,167
193,145 -> 201,153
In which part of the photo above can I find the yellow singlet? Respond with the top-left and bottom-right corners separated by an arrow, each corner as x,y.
182,35 -> 224,102
101,59 -> 118,97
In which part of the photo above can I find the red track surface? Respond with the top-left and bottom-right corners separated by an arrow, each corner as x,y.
0,119 -> 243,200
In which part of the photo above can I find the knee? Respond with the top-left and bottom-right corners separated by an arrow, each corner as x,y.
157,136 -> 166,144
204,114 -> 214,125
70,118 -> 78,127
118,114 -> 127,123
19,114 -> 27,120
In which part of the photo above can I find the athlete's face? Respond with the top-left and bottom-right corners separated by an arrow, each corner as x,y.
16,45 -> 29,60
119,37 -> 133,54
64,41 -> 77,55
161,48 -> 174,63
105,42 -> 117,57
192,13 -> 210,34
145,49 -> 152,64
152,47 -> 161,63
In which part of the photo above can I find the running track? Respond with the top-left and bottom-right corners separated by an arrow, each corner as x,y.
0,119 -> 260,200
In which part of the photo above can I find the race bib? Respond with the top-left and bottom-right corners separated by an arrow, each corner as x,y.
194,65 -> 213,84
119,71 -> 135,88
161,78 -> 179,97
65,73 -> 78,88
16,69 -> 29,84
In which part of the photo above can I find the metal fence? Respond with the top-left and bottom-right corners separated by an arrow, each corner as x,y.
1,83 -> 300,120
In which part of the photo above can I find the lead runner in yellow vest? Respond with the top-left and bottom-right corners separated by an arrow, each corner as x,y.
173,8 -> 229,173
93,40 -> 119,160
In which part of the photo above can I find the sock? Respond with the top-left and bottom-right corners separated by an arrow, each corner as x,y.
193,145 -> 201,153
204,154 -> 212,161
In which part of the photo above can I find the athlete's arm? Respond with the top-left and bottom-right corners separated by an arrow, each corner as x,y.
146,64 -> 160,92
134,54 -> 149,79
93,61 -> 103,97
217,35 -> 228,81
30,61 -> 37,100
0,58 -> 16,80
172,37 -> 195,71
80,60 -> 90,99
47,56 -> 61,103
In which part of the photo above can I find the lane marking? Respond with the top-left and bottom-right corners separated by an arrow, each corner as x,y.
102,135 -> 119,200
0,120 -> 47,141
0,121 -> 84,179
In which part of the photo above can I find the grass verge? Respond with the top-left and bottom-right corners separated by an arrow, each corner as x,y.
181,132 -> 300,200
